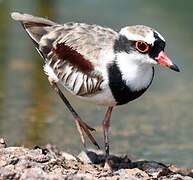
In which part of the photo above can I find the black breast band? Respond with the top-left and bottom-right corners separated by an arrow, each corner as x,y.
108,62 -> 154,105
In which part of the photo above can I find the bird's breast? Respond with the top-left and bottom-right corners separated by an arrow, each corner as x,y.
108,62 -> 154,105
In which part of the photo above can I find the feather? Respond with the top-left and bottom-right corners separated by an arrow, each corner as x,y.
11,12 -> 115,96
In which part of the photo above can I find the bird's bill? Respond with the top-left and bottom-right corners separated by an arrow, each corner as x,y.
155,51 -> 180,72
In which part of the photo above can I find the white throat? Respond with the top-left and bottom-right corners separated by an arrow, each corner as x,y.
115,52 -> 154,91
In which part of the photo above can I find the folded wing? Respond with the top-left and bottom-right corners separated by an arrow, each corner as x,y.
11,12 -> 118,96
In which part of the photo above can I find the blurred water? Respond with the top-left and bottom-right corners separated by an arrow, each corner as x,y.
0,0 -> 193,167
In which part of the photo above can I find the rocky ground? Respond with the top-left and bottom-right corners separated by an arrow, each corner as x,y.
0,138 -> 193,179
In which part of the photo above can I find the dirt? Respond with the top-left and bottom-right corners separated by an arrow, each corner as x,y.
0,138 -> 193,180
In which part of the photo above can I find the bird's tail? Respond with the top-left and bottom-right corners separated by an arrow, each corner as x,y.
11,12 -> 57,47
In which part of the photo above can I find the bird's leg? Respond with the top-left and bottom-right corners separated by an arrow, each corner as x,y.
102,106 -> 113,157
48,78 -> 100,149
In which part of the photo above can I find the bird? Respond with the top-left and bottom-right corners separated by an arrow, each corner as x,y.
11,12 -> 180,157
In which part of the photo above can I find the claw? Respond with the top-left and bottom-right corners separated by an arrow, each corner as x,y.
75,117 -> 100,149
79,120 -> 96,132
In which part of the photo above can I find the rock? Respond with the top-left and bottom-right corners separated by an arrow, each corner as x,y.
0,160 -> 7,167
0,140 -> 193,179
0,138 -> 7,148
78,149 -> 131,169
169,165 -> 193,178
20,167 -> 46,179
114,168 -> 150,179
0,164 -> 18,179
62,152 -> 77,161
131,160 -> 171,178
78,149 -> 105,164
167,174 -> 193,180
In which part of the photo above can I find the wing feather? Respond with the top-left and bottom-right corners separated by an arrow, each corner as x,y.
11,12 -> 118,96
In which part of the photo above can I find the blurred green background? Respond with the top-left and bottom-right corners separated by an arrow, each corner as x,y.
0,0 -> 193,167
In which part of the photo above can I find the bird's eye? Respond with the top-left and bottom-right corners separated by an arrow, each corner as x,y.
135,41 -> 150,53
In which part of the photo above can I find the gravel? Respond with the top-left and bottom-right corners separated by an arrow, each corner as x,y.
0,139 -> 193,180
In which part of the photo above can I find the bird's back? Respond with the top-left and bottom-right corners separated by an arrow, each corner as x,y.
11,12 -> 119,99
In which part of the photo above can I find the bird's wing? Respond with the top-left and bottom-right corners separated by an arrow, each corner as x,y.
11,12 -> 118,96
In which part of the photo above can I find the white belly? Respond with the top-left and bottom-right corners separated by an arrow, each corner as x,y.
78,82 -> 116,106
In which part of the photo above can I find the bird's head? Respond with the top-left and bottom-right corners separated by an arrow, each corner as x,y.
115,25 -> 180,72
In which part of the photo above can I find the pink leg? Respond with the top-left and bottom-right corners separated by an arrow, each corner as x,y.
102,106 -> 113,156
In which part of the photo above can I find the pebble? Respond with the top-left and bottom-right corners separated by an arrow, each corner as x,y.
0,138 -> 7,148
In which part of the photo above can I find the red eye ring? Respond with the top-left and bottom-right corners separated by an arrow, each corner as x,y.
135,41 -> 150,53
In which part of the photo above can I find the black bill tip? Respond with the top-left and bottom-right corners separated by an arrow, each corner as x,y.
170,64 -> 180,72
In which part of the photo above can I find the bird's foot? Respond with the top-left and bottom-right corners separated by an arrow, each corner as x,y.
75,117 -> 100,149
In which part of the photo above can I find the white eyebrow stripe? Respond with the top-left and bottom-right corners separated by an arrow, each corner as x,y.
154,30 -> 165,42
120,27 -> 155,45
